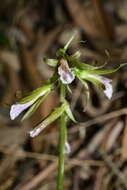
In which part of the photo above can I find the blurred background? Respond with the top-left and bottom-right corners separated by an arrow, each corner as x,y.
0,0 -> 127,189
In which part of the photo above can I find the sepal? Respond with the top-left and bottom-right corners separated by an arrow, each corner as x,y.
29,103 -> 68,137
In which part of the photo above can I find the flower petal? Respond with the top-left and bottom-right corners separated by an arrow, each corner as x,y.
100,77 -> 113,99
10,100 -> 35,120
65,141 -> 71,154
58,59 -> 75,84
29,124 -> 46,137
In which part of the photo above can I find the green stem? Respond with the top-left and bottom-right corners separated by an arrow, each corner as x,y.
60,83 -> 65,102
57,84 -> 66,190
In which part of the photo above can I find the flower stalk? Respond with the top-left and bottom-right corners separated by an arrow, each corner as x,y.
57,113 -> 66,190
57,84 -> 66,190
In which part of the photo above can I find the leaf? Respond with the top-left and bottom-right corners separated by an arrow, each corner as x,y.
21,92 -> 49,121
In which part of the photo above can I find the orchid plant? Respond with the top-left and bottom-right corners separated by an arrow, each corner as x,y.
10,35 -> 126,190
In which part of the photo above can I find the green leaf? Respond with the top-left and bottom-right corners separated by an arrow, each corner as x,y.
21,92 -> 49,121
18,84 -> 52,104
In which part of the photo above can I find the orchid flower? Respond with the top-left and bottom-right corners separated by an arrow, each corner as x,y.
73,68 -> 113,99
10,84 -> 52,120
